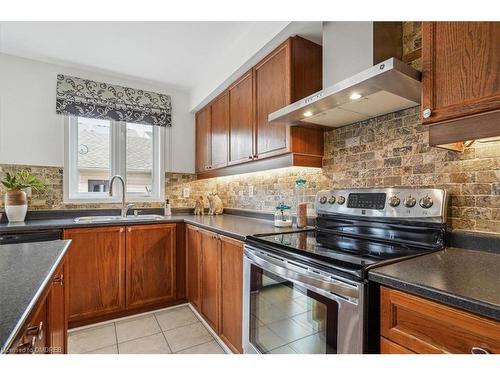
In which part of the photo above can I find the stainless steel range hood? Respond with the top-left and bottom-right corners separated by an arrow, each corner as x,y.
268,22 -> 422,128
269,58 -> 421,128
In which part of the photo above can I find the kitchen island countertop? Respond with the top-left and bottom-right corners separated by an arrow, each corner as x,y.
0,240 -> 71,353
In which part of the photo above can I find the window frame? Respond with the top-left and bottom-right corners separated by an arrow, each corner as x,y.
63,116 -> 165,203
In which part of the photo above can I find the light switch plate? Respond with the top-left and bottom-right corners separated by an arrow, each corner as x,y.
183,188 -> 190,198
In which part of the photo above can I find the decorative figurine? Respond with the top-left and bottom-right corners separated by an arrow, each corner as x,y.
194,196 -> 205,215
207,193 -> 223,215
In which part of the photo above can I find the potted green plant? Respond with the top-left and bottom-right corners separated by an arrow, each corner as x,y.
1,170 -> 44,222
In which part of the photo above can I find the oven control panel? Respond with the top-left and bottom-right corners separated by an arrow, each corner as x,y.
315,188 -> 448,222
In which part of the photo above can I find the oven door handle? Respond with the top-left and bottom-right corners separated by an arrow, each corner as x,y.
244,247 -> 360,303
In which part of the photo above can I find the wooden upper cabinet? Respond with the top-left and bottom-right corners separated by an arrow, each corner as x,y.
422,22 -> 500,125
254,37 -> 322,160
195,36 -> 323,177
64,227 -> 126,324
219,235 -> 244,354
254,41 -> 292,159
195,106 -> 211,173
125,224 -> 176,309
186,225 -> 202,311
228,71 -> 255,165
200,229 -> 221,332
210,93 -> 229,169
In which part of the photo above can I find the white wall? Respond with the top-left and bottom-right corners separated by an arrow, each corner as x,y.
0,53 -> 195,173
322,22 -> 374,87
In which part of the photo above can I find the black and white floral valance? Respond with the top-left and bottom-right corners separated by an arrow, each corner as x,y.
56,74 -> 172,127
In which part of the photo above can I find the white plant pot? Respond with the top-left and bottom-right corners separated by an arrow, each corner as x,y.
4,190 -> 28,222
5,204 -> 28,222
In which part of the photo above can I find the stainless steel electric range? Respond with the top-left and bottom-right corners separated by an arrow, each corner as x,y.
243,188 -> 449,354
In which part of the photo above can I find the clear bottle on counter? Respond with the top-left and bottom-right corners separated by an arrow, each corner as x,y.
274,202 -> 293,228
295,179 -> 308,228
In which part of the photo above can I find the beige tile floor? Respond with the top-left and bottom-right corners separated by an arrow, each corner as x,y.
68,305 -> 227,354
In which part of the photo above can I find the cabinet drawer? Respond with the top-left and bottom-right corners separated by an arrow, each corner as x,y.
380,337 -> 415,354
381,287 -> 500,354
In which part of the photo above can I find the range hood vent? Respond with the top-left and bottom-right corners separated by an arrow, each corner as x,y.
269,58 -> 421,128
269,22 -> 421,129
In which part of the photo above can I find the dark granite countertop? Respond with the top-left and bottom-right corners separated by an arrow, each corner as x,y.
0,240 -> 71,353
0,214 -> 301,241
369,247 -> 500,321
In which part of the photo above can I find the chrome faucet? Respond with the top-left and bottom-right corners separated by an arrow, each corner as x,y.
109,175 -> 133,217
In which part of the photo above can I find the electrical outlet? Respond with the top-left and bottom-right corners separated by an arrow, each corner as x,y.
248,185 -> 254,197
183,187 -> 190,198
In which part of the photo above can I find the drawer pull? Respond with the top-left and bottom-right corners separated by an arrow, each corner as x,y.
471,346 -> 490,354
53,274 -> 64,285
26,321 -> 43,340
16,336 -> 36,353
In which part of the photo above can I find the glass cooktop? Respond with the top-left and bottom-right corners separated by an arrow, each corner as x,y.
247,229 -> 435,278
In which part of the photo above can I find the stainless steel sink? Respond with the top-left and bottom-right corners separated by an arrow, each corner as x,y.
74,214 -> 165,223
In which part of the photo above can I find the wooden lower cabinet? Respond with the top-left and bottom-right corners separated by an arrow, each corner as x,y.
186,225 -> 202,310
8,257 -> 68,354
64,224 -> 182,326
126,224 -> 176,309
200,228 -> 221,332
47,260 -> 68,354
380,337 -> 415,354
219,235 -> 243,353
64,226 -> 126,324
186,226 -> 244,353
380,287 -> 500,354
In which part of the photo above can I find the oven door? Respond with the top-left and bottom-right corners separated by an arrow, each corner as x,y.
243,245 -> 365,354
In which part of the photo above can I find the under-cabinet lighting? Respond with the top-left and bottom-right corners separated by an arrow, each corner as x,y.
349,93 -> 362,100
303,111 -> 313,118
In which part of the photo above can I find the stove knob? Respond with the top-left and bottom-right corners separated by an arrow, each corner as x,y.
337,196 -> 346,205
328,196 -> 336,204
404,196 -> 417,208
388,195 -> 401,207
319,196 -> 327,204
419,195 -> 434,209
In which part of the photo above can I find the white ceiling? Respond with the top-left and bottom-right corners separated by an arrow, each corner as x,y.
0,22 -> 322,110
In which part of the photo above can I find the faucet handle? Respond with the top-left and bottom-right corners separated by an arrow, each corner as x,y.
125,203 -> 135,216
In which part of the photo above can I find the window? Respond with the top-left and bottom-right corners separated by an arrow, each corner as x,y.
64,116 -> 164,202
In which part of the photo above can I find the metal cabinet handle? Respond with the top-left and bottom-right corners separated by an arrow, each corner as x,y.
120,228 -> 124,233
16,335 -> 36,353
26,321 -> 43,340
248,155 -> 253,160
422,108 -> 432,118
53,274 -> 64,285
471,346 -> 491,354
253,154 -> 259,159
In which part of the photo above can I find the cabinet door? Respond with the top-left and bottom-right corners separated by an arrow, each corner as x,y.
254,41 -> 291,159
125,224 -> 176,309
229,71 -> 255,165
196,106 -> 212,173
381,287 -> 500,354
186,225 -> 202,311
200,229 -> 221,332
64,227 -> 126,324
47,260 -> 67,354
220,235 -> 243,353
210,93 -> 229,169
422,22 -> 500,125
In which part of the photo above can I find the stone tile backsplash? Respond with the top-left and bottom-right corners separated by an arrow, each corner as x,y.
1,23 -> 499,234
